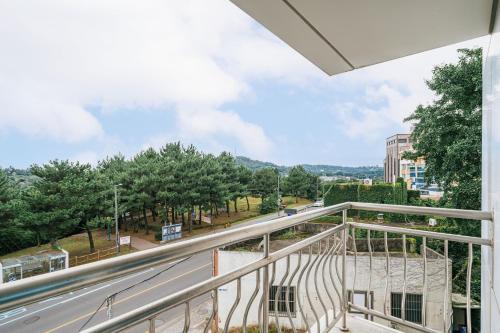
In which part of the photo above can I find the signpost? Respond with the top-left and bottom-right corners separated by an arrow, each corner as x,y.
119,236 -> 132,250
120,236 -> 131,245
162,224 -> 182,242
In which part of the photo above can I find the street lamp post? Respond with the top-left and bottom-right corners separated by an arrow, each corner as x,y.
114,184 -> 122,254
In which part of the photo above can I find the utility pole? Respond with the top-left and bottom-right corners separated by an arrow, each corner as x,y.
277,174 -> 280,217
114,184 -> 122,254
321,169 -> 325,199
316,177 -> 319,201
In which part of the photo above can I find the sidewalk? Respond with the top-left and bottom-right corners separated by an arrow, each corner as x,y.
131,236 -> 158,250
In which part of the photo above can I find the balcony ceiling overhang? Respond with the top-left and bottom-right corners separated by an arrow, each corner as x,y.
230,0 -> 498,75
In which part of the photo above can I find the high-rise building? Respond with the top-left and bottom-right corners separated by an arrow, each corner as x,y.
384,133 -> 412,183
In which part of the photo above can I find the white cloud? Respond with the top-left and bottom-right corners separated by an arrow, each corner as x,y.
143,107 -> 274,160
0,0 -> 489,163
336,84 -> 423,141
331,36 -> 488,140
0,0 -> 314,157
176,108 -> 273,159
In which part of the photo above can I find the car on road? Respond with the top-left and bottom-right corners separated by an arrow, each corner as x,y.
312,200 -> 324,207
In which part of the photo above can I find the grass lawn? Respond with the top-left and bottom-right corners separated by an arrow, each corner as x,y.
281,196 -> 313,208
1,196 -> 314,259
0,230 -> 133,260
127,196 -> 312,243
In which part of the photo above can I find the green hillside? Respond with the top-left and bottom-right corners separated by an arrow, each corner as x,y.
235,156 -> 383,179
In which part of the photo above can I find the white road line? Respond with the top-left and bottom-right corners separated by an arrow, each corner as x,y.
38,296 -> 63,304
0,267 -> 155,327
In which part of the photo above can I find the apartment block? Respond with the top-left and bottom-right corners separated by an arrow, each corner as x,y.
384,134 -> 412,183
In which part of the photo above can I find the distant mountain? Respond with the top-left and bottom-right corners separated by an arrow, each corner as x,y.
235,156 -> 383,179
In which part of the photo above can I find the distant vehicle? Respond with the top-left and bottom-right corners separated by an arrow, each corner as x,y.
312,200 -> 324,207
284,205 -> 309,216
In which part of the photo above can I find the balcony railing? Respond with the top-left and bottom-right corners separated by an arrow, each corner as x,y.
0,202 -> 492,333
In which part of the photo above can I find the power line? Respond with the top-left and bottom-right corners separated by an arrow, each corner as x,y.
78,255 -> 193,332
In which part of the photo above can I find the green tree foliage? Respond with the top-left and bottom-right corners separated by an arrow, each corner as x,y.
27,161 -> 98,251
0,170 -> 34,254
0,143 -> 316,256
404,48 -> 482,299
251,168 -> 278,201
236,165 -> 253,211
283,166 -> 309,203
260,193 -> 279,214
404,48 -> 482,211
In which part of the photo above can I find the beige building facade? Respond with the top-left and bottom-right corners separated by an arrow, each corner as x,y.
384,134 -> 412,183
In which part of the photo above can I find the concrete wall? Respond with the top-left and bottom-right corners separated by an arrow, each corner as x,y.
482,4 -> 500,333
217,251 -> 451,332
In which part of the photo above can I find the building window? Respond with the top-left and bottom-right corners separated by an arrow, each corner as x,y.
391,293 -> 422,324
269,286 -> 296,317
398,139 -> 407,143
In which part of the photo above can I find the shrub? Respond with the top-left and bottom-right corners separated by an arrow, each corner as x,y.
324,182 -> 408,221
260,193 -> 278,214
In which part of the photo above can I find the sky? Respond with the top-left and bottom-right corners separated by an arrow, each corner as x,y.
0,0 -> 488,169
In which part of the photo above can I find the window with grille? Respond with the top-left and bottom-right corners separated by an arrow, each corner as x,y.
269,286 -> 296,317
391,293 -> 422,324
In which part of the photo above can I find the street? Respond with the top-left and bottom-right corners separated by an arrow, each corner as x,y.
0,253 -> 212,333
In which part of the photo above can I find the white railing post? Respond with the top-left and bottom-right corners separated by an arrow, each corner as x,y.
149,317 -> 155,333
341,209 -> 349,331
262,233 -> 270,333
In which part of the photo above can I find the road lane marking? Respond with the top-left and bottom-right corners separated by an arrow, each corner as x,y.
38,296 -> 63,304
0,268 -> 154,327
44,263 -> 211,333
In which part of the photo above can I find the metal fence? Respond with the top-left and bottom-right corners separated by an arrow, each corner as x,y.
0,202 -> 492,333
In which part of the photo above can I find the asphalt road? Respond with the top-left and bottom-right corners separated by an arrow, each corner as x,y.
0,253 -> 212,333
0,205 -> 319,333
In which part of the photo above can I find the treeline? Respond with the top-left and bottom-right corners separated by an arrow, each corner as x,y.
235,156 -> 384,179
0,143 -> 319,256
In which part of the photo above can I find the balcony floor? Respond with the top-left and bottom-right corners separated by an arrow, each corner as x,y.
331,315 -> 401,333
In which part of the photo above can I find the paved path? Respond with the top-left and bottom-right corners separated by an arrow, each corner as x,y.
131,236 -> 158,250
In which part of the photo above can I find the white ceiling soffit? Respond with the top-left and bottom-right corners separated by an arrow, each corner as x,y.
230,0 -> 496,76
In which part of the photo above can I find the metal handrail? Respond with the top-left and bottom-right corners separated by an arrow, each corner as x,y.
348,221 -> 491,246
0,202 -> 349,311
0,201 -> 493,332
349,202 -> 492,221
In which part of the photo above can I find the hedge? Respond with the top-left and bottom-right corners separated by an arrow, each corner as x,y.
324,182 -> 413,222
